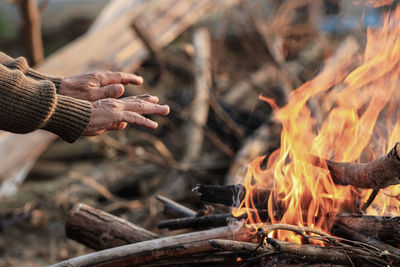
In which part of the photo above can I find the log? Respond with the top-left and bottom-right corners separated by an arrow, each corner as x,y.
65,203 -> 158,251
311,143 -> 400,189
210,239 -> 389,266
52,224 -> 254,267
155,195 -> 197,218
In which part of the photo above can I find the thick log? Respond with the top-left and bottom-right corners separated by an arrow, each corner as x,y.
210,239 -> 389,266
66,203 -> 158,251
155,195 -> 197,218
311,143 -> 400,189
52,224 -> 254,267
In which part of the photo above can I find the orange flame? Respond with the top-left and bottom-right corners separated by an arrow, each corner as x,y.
233,5 -> 400,243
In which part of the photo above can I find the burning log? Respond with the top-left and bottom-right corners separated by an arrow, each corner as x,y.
53,224 -> 254,267
65,203 -> 158,251
311,143 -> 400,189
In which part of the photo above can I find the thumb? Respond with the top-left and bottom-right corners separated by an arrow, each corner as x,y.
94,84 -> 124,100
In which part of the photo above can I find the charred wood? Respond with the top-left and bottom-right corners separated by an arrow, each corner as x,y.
158,211 -> 269,230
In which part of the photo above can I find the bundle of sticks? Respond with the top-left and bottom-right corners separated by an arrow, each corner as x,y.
53,143 -> 400,266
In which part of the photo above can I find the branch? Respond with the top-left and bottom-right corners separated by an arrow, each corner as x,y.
311,143 -> 400,188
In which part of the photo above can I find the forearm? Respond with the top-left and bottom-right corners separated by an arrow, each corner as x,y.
0,65 -> 91,143
0,52 -> 62,91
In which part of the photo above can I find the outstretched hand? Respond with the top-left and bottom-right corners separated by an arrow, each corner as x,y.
59,71 -> 143,102
84,95 -> 170,136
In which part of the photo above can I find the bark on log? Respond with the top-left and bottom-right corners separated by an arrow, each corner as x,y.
53,224 -> 254,267
66,203 -> 158,251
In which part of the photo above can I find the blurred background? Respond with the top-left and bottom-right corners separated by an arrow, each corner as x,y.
0,0 -> 393,266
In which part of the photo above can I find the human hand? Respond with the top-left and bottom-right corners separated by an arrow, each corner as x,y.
59,71 -> 143,102
84,95 -> 170,136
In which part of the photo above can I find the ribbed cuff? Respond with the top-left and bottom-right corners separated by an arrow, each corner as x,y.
42,95 -> 92,143
1,55 -> 63,91
26,68 -> 63,92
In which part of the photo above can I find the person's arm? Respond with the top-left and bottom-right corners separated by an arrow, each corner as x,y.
0,52 -> 62,90
0,64 -> 91,143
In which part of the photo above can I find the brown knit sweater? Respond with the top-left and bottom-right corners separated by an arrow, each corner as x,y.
0,52 -> 92,143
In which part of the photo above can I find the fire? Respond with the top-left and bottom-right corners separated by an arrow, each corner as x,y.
233,3 -> 400,243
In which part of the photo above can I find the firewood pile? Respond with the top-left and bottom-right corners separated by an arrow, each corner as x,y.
2,0 -> 400,266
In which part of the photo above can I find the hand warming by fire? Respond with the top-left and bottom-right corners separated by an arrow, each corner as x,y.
233,2 -> 400,247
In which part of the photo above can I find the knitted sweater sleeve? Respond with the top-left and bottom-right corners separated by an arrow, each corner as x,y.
0,52 -> 62,91
0,64 -> 92,143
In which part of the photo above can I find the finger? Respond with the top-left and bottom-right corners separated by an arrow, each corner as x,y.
84,129 -> 106,136
122,99 -> 170,115
108,122 -> 127,131
123,112 -> 159,129
136,94 -> 159,103
92,84 -> 124,101
99,72 -> 143,86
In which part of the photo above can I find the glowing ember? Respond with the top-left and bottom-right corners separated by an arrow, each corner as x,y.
233,3 -> 400,243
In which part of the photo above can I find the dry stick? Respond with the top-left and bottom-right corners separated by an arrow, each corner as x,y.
18,0 -> 44,65
209,239 -> 389,266
155,195 -> 197,218
65,203 -> 158,251
52,225 -> 254,267
183,27 -> 212,163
